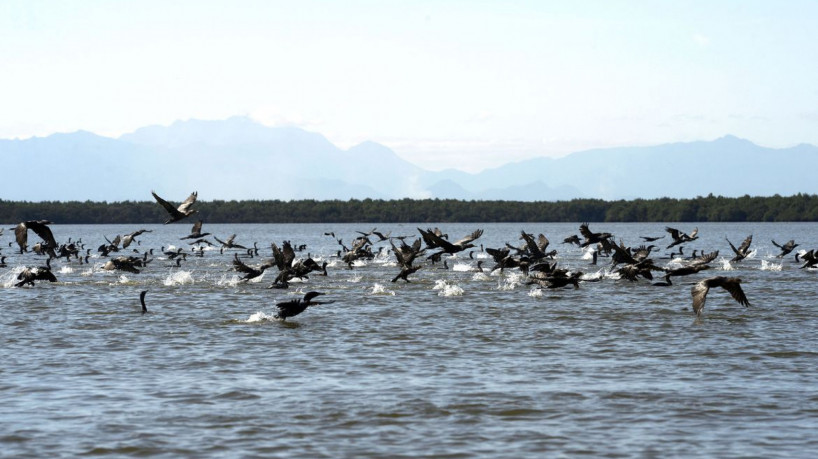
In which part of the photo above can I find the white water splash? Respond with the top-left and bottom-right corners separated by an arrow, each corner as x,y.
369,283 -> 395,295
471,272 -> 492,281
352,259 -> 368,268
496,272 -> 525,291
164,270 -> 194,286
720,259 -> 735,271
433,279 -> 464,296
58,266 -> 74,274
528,287 -> 544,298
760,260 -> 783,271
346,275 -> 362,283
581,248 -> 596,260
1,266 -> 26,288
244,311 -> 277,323
216,274 -> 241,287
452,262 -> 473,272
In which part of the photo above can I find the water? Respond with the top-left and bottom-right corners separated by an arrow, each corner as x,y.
1,222 -> 817,457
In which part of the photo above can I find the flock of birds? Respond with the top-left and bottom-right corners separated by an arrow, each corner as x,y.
5,189 -> 813,320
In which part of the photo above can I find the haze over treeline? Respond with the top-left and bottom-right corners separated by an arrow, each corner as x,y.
3,118 -> 818,203
2,194 -> 818,224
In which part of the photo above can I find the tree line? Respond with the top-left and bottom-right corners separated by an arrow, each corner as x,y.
2,194 -> 818,224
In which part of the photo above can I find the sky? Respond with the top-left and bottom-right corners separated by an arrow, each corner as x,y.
2,1 -> 818,172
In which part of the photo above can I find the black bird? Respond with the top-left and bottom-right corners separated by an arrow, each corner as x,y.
181,220 -> 211,240
152,190 -> 198,224
641,235 -> 665,242
666,226 -> 698,249
772,239 -> 798,258
232,253 -> 274,282
275,291 -> 334,321
691,276 -> 750,316
727,234 -> 753,262
15,259 -> 58,287
418,227 -> 483,258
562,234 -> 581,246
579,223 -> 613,248
139,290 -> 148,314
214,234 -> 247,250
14,220 -> 58,255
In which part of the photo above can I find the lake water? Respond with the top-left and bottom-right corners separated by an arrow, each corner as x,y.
1,222 -> 817,457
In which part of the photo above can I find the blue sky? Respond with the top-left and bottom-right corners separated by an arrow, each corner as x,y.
2,1 -> 817,171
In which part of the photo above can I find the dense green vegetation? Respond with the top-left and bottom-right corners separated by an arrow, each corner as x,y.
2,194 -> 818,224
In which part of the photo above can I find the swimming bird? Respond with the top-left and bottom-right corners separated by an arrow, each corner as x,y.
691,276 -> 750,316
772,239 -> 798,258
152,190 -> 198,224
14,220 -> 58,255
275,291 -> 334,321
666,226 -> 698,249
139,290 -> 148,314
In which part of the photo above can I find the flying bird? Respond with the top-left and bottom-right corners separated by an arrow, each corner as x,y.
691,276 -> 750,316
275,291 -> 334,321
14,220 -> 57,255
666,226 -> 698,249
152,190 -> 199,224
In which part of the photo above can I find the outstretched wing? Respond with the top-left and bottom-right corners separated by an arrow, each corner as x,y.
737,235 -> 753,254
25,220 -> 57,248
177,191 -> 198,213
691,279 -> 711,316
152,191 -> 181,217
453,229 -> 483,247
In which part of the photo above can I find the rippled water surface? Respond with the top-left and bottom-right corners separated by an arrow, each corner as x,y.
2,222 -> 817,457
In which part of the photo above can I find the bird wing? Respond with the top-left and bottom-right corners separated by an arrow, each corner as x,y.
177,191 -> 198,213
689,227 -> 699,238
691,279 -> 711,316
15,222 -> 28,250
25,220 -> 58,248
771,239 -> 783,249
726,238 -> 741,256
281,241 -> 296,268
665,227 -> 682,241
152,191 -> 181,217
719,278 -> 750,307
454,229 -> 483,247
519,231 -> 543,257
737,235 -> 753,254
232,254 -> 254,274
191,220 -> 203,235
579,223 -> 594,239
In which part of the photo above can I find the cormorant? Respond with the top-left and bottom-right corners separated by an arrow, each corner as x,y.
140,290 -> 148,314
772,239 -> 798,258
691,276 -> 750,316
666,226 -> 698,249
151,190 -> 198,224
275,291 -> 334,321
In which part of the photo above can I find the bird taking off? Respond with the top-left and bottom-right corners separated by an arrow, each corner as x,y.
152,190 -> 199,224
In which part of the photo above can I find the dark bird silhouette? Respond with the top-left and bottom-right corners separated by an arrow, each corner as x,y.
666,226 -> 698,249
122,229 -> 152,249
562,234 -> 581,246
214,234 -> 247,250
275,291 -> 334,321
181,220 -> 211,240
772,239 -> 798,258
232,253 -> 274,282
519,231 -> 552,261
419,227 -> 483,258
640,235 -> 665,242
14,220 -> 58,255
152,190 -> 198,224
798,249 -> 818,269
691,276 -> 750,316
139,290 -> 148,314
103,256 -> 147,274
15,259 -> 57,287
727,234 -> 753,262
578,223 -> 613,249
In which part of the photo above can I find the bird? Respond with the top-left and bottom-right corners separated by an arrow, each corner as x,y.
579,223 -> 613,248
214,234 -> 247,250
15,259 -> 58,287
666,226 -> 698,249
122,229 -> 152,249
139,290 -> 148,314
232,253 -> 274,282
691,276 -> 750,316
726,234 -> 753,262
151,190 -> 199,224
418,227 -> 483,258
275,291 -> 334,321
181,220 -> 211,240
772,239 -> 798,258
14,220 -> 58,255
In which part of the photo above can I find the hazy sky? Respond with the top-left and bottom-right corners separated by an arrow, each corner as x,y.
2,1 -> 817,172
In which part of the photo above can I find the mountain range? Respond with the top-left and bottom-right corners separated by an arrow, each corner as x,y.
2,116 -> 816,202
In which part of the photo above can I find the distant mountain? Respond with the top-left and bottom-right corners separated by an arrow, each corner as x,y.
1,117 -> 816,202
